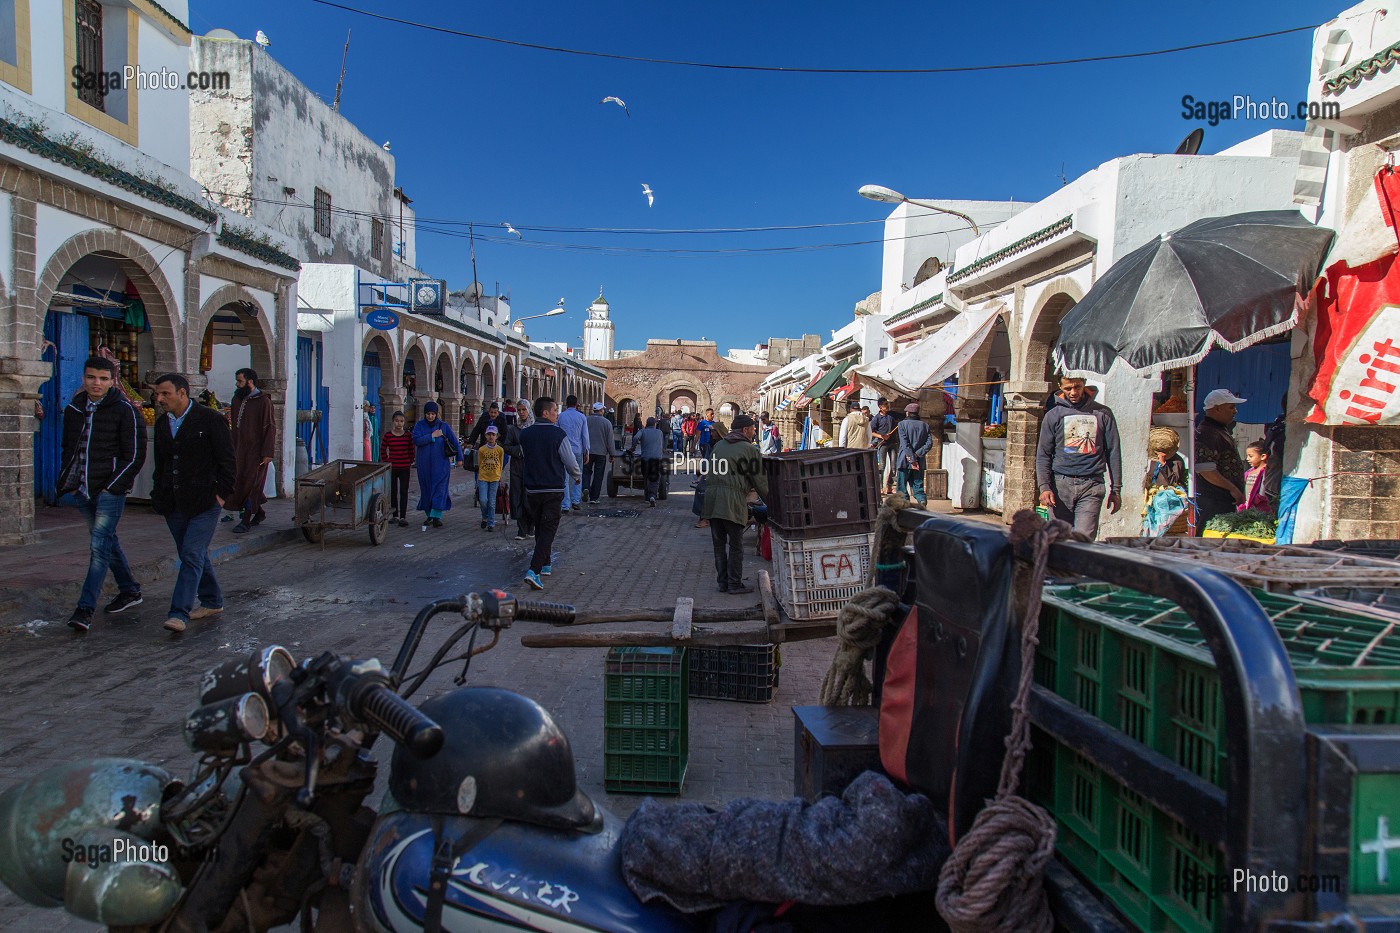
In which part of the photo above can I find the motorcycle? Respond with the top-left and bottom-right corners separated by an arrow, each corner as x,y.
0,589 -> 704,932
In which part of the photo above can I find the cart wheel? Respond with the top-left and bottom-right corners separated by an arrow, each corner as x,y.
658,474 -> 670,501
301,524 -> 323,544
367,493 -> 388,545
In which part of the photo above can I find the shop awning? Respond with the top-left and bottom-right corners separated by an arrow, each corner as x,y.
831,375 -> 861,401
805,359 -> 854,400
853,302 -> 1002,399
778,369 -> 824,411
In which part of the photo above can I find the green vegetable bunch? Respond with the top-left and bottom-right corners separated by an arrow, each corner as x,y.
1205,508 -> 1277,539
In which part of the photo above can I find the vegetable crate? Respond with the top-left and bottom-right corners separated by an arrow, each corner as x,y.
771,530 -> 875,620
761,448 -> 879,540
1028,583 -> 1400,931
688,644 -> 779,703
603,647 -> 688,794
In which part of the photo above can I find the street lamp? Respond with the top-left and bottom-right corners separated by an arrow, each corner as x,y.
858,184 -> 979,235
512,300 -> 566,336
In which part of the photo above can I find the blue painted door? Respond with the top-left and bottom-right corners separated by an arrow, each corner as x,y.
296,335 -> 315,463
314,340 -> 329,463
362,354 -> 382,460
35,311 -> 90,504
1196,340 -> 1290,423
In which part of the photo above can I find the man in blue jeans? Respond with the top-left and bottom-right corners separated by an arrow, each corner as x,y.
150,373 -> 236,633
59,356 -> 147,632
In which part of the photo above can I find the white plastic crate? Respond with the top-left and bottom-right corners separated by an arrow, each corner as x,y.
771,530 -> 875,620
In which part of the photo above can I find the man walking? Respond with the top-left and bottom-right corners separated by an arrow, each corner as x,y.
556,394 -> 590,511
869,397 -> 898,494
1036,375 -> 1123,540
1194,388 -> 1249,533
60,356 -> 147,632
583,401 -> 613,504
838,402 -> 870,449
702,415 -> 767,594
631,416 -> 667,506
520,397 -> 581,591
465,400 -> 508,449
228,368 -> 275,534
697,408 -> 717,460
506,398 -> 534,539
670,410 -> 685,455
150,373 -> 236,633
895,402 -> 933,507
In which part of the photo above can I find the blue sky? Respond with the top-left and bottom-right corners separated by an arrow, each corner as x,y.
191,0 -> 1340,352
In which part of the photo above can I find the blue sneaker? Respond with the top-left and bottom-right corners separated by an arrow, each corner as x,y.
541,565 -> 552,576
525,570 -> 544,590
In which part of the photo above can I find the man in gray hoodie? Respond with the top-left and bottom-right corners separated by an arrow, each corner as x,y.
583,401 -> 614,504
1036,376 -> 1122,539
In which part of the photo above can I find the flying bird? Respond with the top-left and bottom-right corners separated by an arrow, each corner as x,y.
600,96 -> 630,117
503,222 -> 522,239
255,30 -> 271,48
641,183 -> 654,207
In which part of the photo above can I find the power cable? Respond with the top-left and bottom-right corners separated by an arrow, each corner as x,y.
306,1 -> 1318,76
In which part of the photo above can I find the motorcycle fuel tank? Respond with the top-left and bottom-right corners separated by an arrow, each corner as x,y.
352,807 -> 701,933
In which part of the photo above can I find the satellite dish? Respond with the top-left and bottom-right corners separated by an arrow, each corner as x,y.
204,27 -> 240,39
1174,128 -> 1204,156
464,282 -> 483,301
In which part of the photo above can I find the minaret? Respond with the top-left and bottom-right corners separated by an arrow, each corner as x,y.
583,287 -> 615,361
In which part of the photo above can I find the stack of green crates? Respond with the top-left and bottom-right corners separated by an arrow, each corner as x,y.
1028,583 -> 1400,932
604,647 -> 689,794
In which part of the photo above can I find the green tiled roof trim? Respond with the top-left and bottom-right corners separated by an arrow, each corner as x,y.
885,292 -> 943,326
0,117 -> 217,223
142,0 -> 193,35
1324,40 -> 1400,95
217,226 -> 300,271
947,216 -> 1073,284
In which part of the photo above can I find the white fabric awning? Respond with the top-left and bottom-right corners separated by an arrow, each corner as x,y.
852,301 -> 1003,398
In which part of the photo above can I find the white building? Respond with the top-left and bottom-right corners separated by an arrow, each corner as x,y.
1,0 -> 300,543
583,290 -> 615,361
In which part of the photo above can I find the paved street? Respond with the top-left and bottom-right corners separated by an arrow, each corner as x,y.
0,470 -> 840,929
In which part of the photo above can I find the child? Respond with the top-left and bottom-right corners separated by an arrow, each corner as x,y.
1241,439 -> 1276,512
476,424 -> 505,531
381,411 -> 415,527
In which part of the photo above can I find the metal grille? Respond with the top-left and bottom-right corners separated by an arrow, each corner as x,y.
371,218 -> 384,260
314,187 -> 332,238
75,0 -> 104,111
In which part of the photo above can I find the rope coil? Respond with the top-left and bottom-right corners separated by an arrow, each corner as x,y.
935,509 -> 1087,933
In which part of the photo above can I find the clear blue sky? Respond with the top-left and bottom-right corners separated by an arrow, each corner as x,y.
191,0 -> 1340,352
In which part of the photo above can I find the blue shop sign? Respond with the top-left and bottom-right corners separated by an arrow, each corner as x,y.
366,308 -> 400,331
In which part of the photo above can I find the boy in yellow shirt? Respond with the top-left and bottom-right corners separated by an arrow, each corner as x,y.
476,425 -> 505,531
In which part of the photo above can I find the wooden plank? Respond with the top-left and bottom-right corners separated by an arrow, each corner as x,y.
566,606 -> 759,627
758,570 -> 781,642
521,625 -> 771,649
671,597 -> 694,641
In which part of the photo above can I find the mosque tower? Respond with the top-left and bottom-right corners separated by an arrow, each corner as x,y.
583,288 -> 615,361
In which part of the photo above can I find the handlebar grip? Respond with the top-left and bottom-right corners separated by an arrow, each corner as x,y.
514,599 -> 576,624
353,681 -> 444,759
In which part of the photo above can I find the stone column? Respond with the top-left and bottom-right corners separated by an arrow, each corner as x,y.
1002,380 -> 1052,525
0,359 -> 52,544
439,392 -> 463,437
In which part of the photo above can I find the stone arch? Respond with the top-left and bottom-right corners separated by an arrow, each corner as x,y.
458,349 -> 477,397
403,340 -> 430,399
655,376 -> 709,415
36,228 -> 183,373
502,357 -> 516,400
192,283 -> 276,380
956,309 -> 1013,422
613,396 -> 638,429
433,345 -> 456,396
479,357 -> 495,403
1022,280 -> 1085,382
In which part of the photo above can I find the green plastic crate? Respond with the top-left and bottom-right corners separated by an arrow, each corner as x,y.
604,647 -> 688,794
1029,584 -> 1400,931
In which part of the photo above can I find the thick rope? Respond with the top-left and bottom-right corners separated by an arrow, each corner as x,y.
870,492 -> 915,585
818,586 -> 902,706
936,509 -> 1087,933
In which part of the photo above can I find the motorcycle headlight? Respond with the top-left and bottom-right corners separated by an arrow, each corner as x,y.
183,693 -> 271,754
199,646 -> 294,707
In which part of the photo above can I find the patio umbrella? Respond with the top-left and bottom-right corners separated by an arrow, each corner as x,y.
1052,210 -> 1335,375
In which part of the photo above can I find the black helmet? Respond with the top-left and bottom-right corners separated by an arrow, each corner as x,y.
388,688 -> 598,832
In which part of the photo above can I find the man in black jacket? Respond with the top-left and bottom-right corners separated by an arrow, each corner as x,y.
60,356 -> 148,632
1036,376 -> 1123,540
151,373 -> 236,633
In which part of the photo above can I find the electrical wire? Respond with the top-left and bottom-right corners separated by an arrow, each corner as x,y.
306,0 -> 1318,76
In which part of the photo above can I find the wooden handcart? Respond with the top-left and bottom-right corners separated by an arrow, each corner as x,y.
295,459 -> 390,547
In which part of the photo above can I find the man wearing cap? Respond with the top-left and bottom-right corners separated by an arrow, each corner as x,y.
1036,376 -> 1122,539
583,400 -> 614,504
1194,388 -> 1249,533
894,402 -> 933,507
702,415 -> 767,594
465,401 -> 508,449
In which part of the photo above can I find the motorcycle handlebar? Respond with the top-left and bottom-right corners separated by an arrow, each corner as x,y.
350,678 -> 444,759
514,599 -> 576,624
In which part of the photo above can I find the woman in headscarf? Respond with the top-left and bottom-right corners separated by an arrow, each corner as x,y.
413,400 -> 460,529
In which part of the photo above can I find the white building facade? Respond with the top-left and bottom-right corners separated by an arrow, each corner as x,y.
582,291 -> 615,361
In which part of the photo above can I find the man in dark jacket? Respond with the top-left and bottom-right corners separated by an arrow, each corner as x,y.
151,373 -> 236,633
60,356 -> 148,632
228,368 -> 275,534
894,402 -> 933,507
1036,376 -> 1123,539
869,397 -> 899,494
519,396 -> 581,592
465,401 -> 508,449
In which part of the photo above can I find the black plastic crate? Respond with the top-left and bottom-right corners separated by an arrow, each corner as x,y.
688,644 -> 778,703
761,448 -> 879,539
1306,539 -> 1400,562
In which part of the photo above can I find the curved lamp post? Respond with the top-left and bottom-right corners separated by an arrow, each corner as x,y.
858,184 -> 979,235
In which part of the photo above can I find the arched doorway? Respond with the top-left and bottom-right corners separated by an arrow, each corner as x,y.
403,341 -> 430,421
502,359 -> 516,401
479,359 -> 495,407
616,397 -> 638,431
196,289 -> 279,491
360,334 -> 398,463
433,349 -> 455,396
1004,291 -> 1079,520
667,387 -> 698,414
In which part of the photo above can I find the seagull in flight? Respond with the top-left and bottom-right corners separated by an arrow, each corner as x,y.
502,222 -> 522,239
600,96 -> 630,117
641,184 -> 654,207
255,30 -> 271,48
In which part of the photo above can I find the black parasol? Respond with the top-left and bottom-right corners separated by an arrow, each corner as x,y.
1053,210 -> 1335,375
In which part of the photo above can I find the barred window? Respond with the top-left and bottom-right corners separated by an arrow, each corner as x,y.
75,0 -> 104,111
314,187 -> 332,238
371,218 -> 384,260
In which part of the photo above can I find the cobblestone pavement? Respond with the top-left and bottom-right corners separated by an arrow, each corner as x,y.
0,471 -> 856,929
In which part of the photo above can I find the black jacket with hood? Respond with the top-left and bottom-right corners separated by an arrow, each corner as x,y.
1035,387 -> 1122,493
59,388 -> 147,497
